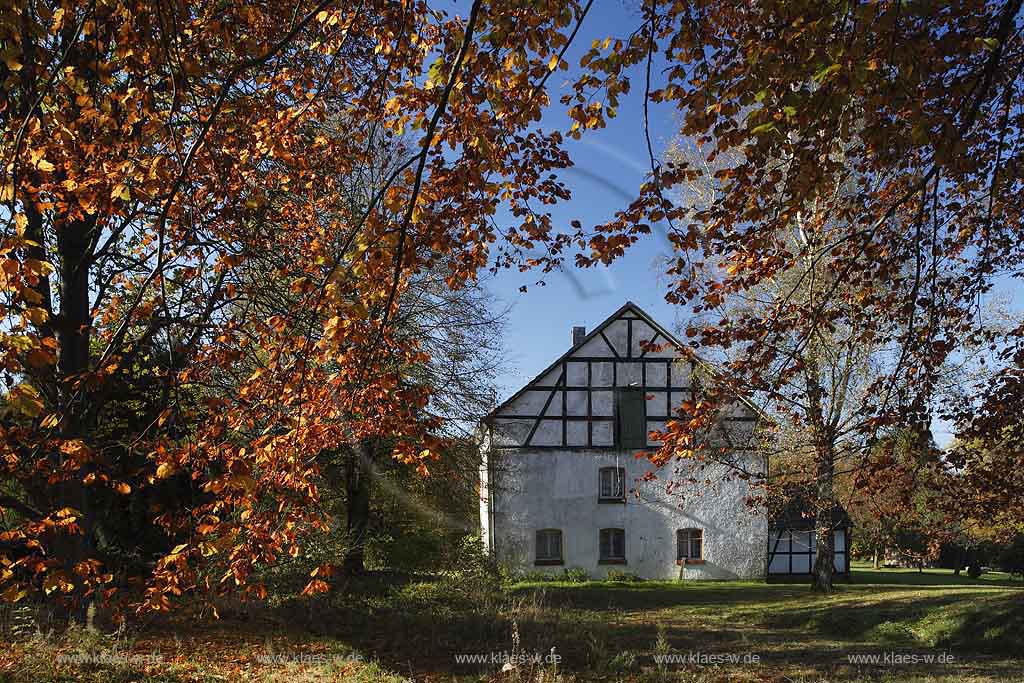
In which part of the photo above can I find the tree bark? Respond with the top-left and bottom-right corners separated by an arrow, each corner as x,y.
54,215 -> 98,623
805,355 -> 835,593
873,549 -> 880,570
343,439 -> 374,575
811,464 -> 835,593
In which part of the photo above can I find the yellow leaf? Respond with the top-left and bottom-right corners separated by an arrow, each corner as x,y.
36,159 -> 56,172
43,573 -> 74,595
1,585 -> 27,603
111,184 -> 130,201
24,307 -> 48,325
547,54 -> 559,71
8,384 -> 44,418
156,462 -> 176,479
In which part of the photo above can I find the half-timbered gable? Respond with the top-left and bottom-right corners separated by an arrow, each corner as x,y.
487,301 -> 702,450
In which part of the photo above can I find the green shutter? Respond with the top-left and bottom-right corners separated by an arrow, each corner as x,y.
616,387 -> 646,448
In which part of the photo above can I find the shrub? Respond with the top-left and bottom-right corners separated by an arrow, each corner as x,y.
605,569 -> 642,583
560,567 -> 589,583
517,571 -> 555,583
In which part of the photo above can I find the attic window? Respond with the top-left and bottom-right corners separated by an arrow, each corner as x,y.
615,386 -> 646,448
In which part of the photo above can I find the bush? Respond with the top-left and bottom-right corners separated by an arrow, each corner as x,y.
560,567 -> 589,583
440,534 -> 499,578
967,564 -> 983,579
605,569 -> 642,583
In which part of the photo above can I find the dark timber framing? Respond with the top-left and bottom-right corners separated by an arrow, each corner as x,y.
766,527 -> 852,577
483,302 -> 757,450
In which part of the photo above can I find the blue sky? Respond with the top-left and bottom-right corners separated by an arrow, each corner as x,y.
485,2 -> 681,397
479,2 -> 999,448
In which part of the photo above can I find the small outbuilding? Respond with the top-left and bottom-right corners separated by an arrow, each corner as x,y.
767,494 -> 852,578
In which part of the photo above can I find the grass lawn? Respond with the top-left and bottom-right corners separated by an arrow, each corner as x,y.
2,564 -> 1022,683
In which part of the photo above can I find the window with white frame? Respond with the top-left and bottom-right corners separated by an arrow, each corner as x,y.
598,466 -> 625,502
677,528 -> 703,561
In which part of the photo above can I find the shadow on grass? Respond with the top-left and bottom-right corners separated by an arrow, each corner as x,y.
111,571 -> 1024,681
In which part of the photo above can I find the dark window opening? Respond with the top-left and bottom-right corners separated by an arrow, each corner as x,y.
599,528 -> 625,563
535,529 -> 563,564
677,529 -> 703,560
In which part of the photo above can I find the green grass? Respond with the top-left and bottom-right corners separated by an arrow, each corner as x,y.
3,565 -> 1023,683
847,561 -> 1024,587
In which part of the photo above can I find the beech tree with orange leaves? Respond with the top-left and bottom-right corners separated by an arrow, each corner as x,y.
4,0 -> 1024,615
0,0 -> 588,616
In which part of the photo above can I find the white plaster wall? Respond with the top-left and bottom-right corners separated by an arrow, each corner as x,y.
486,446 -> 767,580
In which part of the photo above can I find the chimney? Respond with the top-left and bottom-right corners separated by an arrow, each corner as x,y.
571,326 -> 586,346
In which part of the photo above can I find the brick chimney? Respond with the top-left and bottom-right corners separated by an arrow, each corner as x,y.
572,326 -> 586,346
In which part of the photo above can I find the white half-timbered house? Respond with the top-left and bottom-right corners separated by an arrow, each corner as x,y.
479,301 -> 850,580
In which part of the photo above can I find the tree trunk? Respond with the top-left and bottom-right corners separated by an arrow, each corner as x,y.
873,549 -> 880,570
805,356 -> 835,593
343,439 -> 374,575
811,494 -> 835,592
54,215 -> 99,622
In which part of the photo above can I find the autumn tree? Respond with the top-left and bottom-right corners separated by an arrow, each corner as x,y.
663,140 -> 912,591
565,0 -> 1024,591
332,271 -> 507,575
0,0 -> 590,615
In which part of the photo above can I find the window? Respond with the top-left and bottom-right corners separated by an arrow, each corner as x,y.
535,529 -> 563,565
677,529 -> 703,562
616,386 -> 646,448
599,528 -> 625,563
598,466 -> 625,502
